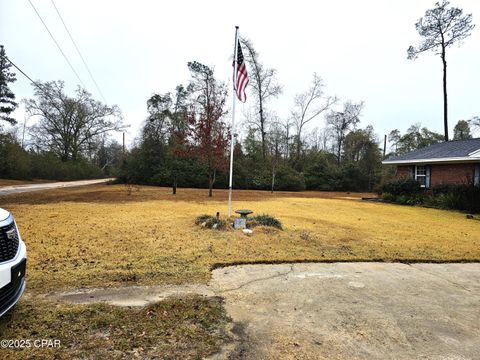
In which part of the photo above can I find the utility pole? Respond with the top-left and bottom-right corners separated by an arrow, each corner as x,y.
122,132 -> 125,154
21,117 -> 27,149
383,134 -> 387,158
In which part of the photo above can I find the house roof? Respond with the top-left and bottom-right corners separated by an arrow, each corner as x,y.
382,138 -> 480,165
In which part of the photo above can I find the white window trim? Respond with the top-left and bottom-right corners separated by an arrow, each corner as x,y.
415,165 -> 426,188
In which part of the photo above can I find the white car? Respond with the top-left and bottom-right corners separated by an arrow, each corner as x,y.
0,208 -> 27,317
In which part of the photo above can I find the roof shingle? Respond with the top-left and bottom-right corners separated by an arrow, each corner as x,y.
383,138 -> 480,163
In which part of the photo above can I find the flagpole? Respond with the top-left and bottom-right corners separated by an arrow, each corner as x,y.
228,26 -> 239,218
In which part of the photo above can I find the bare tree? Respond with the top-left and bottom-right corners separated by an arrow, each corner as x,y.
470,116 -> 479,129
408,0 -> 475,141
25,81 -> 124,162
266,116 -> 285,193
290,73 -> 336,163
318,127 -> 333,152
388,129 -> 401,154
307,126 -> 333,152
307,127 -> 320,151
95,137 -> 123,172
241,38 -> 282,160
326,101 -> 363,164
279,116 -> 294,160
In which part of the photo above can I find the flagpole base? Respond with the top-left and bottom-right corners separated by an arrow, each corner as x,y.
227,186 -> 233,218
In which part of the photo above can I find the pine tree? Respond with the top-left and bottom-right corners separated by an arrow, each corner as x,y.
0,45 -> 18,125
408,1 -> 475,141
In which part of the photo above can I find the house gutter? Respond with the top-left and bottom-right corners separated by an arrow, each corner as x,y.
382,156 -> 480,165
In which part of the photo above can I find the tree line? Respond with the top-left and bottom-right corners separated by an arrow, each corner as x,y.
116,41 -> 385,195
117,36 -> 476,196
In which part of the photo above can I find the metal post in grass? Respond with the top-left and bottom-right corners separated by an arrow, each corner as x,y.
228,26 -> 249,218
227,27 -> 238,218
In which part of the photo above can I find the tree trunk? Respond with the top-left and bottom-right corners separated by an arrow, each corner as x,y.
285,127 -> 290,159
259,105 -> 266,160
271,168 -> 276,193
296,132 -> 302,163
172,173 -> 177,195
442,49 -> 449,141
208,172 -> 213,197
208,169 -> 216,197
337,139 -> 342,165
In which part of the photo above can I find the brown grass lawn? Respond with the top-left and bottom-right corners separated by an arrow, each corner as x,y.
0,184 -> 479,359
1,184 -> 478,293
0,295 -> 230,360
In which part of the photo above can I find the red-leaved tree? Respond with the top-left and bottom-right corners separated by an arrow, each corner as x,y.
181,61 -> 229,197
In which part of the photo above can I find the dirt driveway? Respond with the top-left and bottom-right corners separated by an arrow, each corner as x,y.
0,178 -> 113,196
53,262 -> 480,359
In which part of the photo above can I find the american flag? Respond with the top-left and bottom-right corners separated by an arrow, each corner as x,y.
234,40 -> 249,102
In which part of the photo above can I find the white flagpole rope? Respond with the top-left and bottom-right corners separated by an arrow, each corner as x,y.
228,26 -> 239,218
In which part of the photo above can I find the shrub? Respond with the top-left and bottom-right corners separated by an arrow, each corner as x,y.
380,178 -> 422,196
381,182 -> 480,213
0,134 -> 31,179
248,214 -> 282,229
395,195 -> 410,205
406,195 -> 424,205
338,163 -> 369,192
250,169 -> 271,190
195,214 -> 213,225
431,185 -> 480,213
434,193 -> 463,210
195,214 -> 226,230
431,184 -> 457,196
274,166 -> 306,191
384,193 -> 423,206
304,152 -> 338,191
29,153 -> 103,180
381,192 -> 396,203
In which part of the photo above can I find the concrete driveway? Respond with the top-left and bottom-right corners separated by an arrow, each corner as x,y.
0,178 -> 114,196
52,262 -> 480,359
211,262 -> 480,360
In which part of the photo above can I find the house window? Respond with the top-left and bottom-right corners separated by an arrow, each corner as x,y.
415,165 -> 427,187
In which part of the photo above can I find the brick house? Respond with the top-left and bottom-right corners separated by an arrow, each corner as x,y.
382,138 -> 480,188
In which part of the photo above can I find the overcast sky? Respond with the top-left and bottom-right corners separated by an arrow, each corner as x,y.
2,0 -> 479,147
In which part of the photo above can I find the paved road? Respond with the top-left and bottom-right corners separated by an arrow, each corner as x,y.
0,178 -> 114,196
53,262 -> 480,360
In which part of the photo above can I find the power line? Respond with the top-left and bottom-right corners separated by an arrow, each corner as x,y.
50,0 -> 107,103
6,57 -> 40,88
5,56 -> 60,106
27,0 -> 87,89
